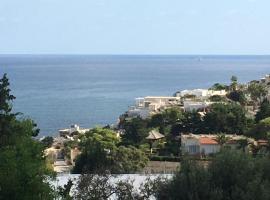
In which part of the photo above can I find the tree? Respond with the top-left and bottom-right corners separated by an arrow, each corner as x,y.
246,117 -> 270,140
57,179 -> 73,200
230,75 -> 238,91
181,111 -> 204,134
73,127 -> 148,174
0,74 -> 55,199
149,107 -> 183,135
209,83 -> 228,91
0,73 -> 18,146
74,173 -> 115,200
203,103 -> 249,134
73,127 -> 120,173
155,158 -> 214,200
214,134 -> 230,147
237,138 -> 249,152
121,117 -> 149,145
73,172 -> 166,200
41,136 -> 54,148
248,82 -> 268,105
112,146 -> 148,173
227,90 -> 246,105
255,99 -> 270,122
209,95 -> 225,102
155,150 -> 270,200
0,73 -> 16,113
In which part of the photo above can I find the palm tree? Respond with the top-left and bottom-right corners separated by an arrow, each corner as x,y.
237,138 -> 249,153
265,132 -> 270,153
214,133 -> 230,148
230,75 -> 238,91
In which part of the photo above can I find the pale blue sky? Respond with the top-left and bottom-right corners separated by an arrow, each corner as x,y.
0,0 -> 270,54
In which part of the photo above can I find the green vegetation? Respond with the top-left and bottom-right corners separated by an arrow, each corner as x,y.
70,150 -> 270,200
115,75 -> 269,161
72,127 -> 148,173
230,75 -> 238,91
203,103 -> 250,134
246,117 -> 270,140
41,136 -> 54,148
255,99 -> 270,122
214,134 -> 231,146
155,150 -> 270,200
0,74 -> 55,199
248,82 -> 268,104
73,172 -> 165,200
209,83 -> 228,91
227,90 -> 246,105
1,73 -> 270,199
121,117 -> 149,145
118,101 -> 253,158
209,95 -> 226,102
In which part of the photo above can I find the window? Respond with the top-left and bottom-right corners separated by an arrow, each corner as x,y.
188,145 -> 199,154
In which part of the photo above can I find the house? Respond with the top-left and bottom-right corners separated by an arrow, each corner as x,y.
175,89 -> 226,99
199,137 -> 220,155
127,96 -> 181,119
181,134 -> 254,156
59,124 -> 90,137
181,134 -> 220,155
183,100 -> 212,112
260,74 -> 270,86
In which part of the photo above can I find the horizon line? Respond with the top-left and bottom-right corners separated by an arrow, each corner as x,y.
0,54 -> 270,56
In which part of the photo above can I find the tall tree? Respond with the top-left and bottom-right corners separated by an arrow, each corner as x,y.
227,90 -> 247,105
0,74 -> 55,199
203,103 -> 248,134
73,127 -> 148,174
248,82 -> 268,105
121,117 -> 149,145
255,99 -> 270,122
214,133 -> 230,147
155,150 -> 270,200
230,75 -> 238,91
246,117 -> 270,140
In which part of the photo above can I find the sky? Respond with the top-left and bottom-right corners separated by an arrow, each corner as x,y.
0,0 -> 270,55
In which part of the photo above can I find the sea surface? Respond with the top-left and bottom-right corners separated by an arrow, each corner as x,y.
1,55 -> 270,136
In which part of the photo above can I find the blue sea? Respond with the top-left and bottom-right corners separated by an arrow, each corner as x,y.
1,55 -> 270,136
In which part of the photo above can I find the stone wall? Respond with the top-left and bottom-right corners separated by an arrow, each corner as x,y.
143,161 -> 180,174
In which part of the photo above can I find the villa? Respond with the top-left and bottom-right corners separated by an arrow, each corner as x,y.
260,74 -> 270,86
127,96 -> 181,119
175,89 -> 227,99
59,124 -> 90,137
183,100 -> 212,112
181,134 -> 254,156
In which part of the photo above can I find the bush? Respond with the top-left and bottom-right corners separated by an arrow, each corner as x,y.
155,150 -> 270,200
149,155 -> 181,162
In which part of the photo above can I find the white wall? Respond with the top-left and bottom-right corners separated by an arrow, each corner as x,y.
179,89 -> 226,98
183,101 -> 211,112
200,144 -> 220,155
181,137 -> 200,155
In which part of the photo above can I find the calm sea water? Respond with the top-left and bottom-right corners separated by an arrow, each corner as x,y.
1,55 -> 270,136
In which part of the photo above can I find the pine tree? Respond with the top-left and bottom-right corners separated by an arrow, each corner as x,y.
0,73 -> 55,199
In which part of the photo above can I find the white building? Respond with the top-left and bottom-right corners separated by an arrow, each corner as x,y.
181,134 -> 220,155
183,101 -> 212,112
260,74 -> 270,86
59,124 -> 90,137
181,134 -> 252,156
127,96 -> 181,119
258,74 -> 270,101
176,89 -> 226,99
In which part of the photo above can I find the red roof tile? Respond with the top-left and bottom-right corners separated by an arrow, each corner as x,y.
200,137 -> 218,145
